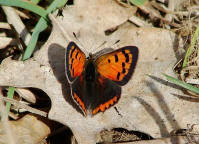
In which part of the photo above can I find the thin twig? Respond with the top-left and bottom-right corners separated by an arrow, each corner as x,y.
0,37 -> 17,49
128,15 -> 152,27
48,14 -> 72,42
0,22 -> 11,29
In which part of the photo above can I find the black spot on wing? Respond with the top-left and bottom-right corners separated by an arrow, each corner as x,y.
121,50 -> 129,63
70,47 -> 76,58
122,50 -> 126,55
122,68 -> 126,74
108,59 -> 111,63
75,52 -> 79,58
117,72 -> 120,80
125,54 -> 129,63
122,62 -> 125,68
114,55 -> 118,62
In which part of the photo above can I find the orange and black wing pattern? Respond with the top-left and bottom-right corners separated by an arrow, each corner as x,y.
71,75 -> 121,116
96,46 -> 138,86
90,46 -> 138,115
65,41 -> 86,83
91,79 -> 121,115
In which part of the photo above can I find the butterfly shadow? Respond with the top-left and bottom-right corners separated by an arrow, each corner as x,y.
133,81 -> 181,144
146,75 -> 186,142
48,43 -> 84,115
147,76 -> 182,128
133,96 -> 169,136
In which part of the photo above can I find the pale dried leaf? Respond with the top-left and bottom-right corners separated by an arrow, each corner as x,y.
0,115 -> 50,144
1,0 -> 199,143
15,88 -> 36,104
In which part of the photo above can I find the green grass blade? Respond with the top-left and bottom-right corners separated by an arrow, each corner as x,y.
163,73 -> 199,94
0,0 -> 68,60
22,18 -> 48,60
128,0 -> 147,6
0,0 -> 48,20
46,0 -> 68,13
182,24 -> 199,68
6,87 -> 15,114
23,0 -> 68,60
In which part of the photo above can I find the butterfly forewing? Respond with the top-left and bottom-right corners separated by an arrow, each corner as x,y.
65,42 -> 86,83
96,46 -> 138,85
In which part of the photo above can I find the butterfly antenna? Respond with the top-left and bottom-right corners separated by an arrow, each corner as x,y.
95,41 -> 107,51
108,39 -> 120,50
90,41 -> 107,54
73,32 -> 88,54
113,39 -> 120,45
91,39 -> 121,55
98,41 -> 107,49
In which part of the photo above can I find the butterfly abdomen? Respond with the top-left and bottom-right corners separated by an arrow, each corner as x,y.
83,61 -> 99,110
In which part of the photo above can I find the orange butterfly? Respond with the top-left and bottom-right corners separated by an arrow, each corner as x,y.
65,42 -> 138,116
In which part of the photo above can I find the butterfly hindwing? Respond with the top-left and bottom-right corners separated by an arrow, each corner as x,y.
71,75 -> 121,116
65,42 -> 86,83
91,77 -> 121,115
96,46 -> 138,85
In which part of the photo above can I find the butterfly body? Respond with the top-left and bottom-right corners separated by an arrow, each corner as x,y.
65,41 -> 138,116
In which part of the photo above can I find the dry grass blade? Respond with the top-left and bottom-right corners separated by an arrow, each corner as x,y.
183,24 -> 199,68
0,96 -> 47,117
128,15 -> 152,27
2,6 -> 31,46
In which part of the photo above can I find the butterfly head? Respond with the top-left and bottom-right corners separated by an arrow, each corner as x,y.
87,53 -> 95,60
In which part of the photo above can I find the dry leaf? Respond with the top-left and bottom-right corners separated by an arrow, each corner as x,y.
0,0 -> 199,143
0,115 -> 50,144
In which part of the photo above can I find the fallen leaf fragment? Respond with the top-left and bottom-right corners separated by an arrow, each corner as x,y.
0,115 -> 50,144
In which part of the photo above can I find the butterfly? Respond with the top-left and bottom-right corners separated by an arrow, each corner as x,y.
65,41 -> 138,116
